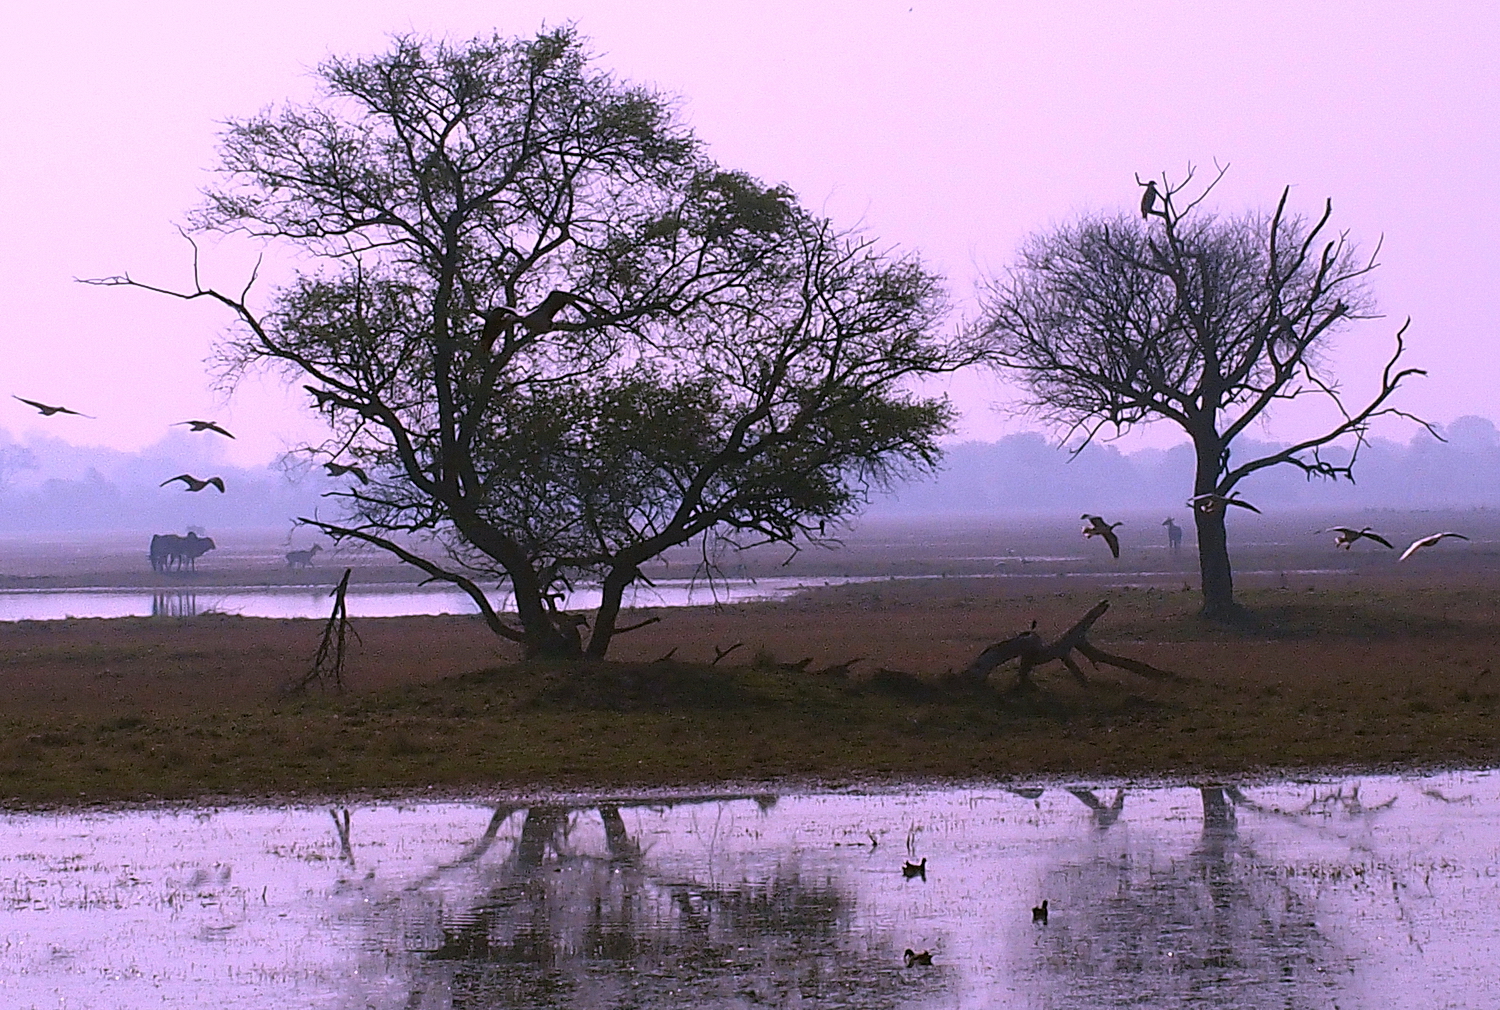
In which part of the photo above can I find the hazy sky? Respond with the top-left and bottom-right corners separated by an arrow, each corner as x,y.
2,1 -> 1495,466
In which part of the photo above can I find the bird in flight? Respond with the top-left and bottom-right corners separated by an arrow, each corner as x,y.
1081,514 -> 1123,559
1398,532 -> 1469,561
1320,526 -> 1395,550
324,461 -> 370,484
161,474 -> 226,493
175,420 -> 235,439
1188,493 -> 1262,515
13,396 -> 92,417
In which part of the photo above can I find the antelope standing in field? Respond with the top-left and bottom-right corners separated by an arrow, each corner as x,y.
1162,517 -> 1183,553
286,545 -> 323,568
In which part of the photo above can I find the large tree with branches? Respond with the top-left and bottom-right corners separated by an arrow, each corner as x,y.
96,29 -> 977,657
976,169 -> 1430,619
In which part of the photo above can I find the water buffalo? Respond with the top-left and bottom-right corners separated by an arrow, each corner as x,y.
149,532 -> 217,572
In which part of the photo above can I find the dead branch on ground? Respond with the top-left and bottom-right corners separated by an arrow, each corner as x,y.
958,600 -> 1183,690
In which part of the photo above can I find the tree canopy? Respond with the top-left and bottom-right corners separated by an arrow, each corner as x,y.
977,169 -> 1429,618
99,28 -> 979,656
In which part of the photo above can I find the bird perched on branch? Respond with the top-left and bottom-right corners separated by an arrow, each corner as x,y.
324,461 -> 370,484
160,474 -> 225,493
1140,180 -> 1159,219
1081,515 -> 1123,559
1320,526 -> 1394,550
13,396 -> 92,417
174,420 -> 235,438
1188,492 -> 1261,515
1399,532 -> 1468,561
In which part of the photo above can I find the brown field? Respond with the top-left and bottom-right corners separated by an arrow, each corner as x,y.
0,510 -> 1497,806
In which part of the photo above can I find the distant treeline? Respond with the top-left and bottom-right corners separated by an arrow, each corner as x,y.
870,416 -> 1500,514
0,429 -> 328,534
2,417 -> 1497,532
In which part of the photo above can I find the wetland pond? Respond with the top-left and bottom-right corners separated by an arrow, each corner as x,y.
3,772 -> 1497,1009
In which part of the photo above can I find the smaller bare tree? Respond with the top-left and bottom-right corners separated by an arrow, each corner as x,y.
978,167 -> 1432,619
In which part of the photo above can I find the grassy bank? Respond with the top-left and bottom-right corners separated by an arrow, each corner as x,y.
1,586 -> 1496,805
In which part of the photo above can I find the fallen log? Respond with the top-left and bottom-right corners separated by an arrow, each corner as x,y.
958,600 -> 1183,690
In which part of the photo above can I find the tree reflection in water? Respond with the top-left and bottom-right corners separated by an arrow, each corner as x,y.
1028,785 -> 1344,1009
409,801 -> 942,1009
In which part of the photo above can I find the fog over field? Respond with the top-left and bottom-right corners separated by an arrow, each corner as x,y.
1,415 -> 1496,534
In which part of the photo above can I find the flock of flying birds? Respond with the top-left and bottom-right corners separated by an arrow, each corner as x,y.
1081,492 -> 1469,562
11,395 -> 369,487
10,394 -> 1476,562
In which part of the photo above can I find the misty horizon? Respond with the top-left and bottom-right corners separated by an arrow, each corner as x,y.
2,415 -> 1496,536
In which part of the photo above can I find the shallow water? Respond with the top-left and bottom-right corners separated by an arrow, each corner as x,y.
0,576 -> 886,622
2,772 -> 1497,1008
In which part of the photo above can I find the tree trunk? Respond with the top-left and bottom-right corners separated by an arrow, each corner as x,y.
585,568 -> 635,659
1191,435 -> 1240,620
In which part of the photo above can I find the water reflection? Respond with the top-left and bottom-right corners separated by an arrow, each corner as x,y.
151,589 -> 198,617
2,774 -> 1498,1009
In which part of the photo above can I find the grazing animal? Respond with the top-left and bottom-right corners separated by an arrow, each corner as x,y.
1399,532 -> 1469,562
13,396 -> 92,417
174,420 -> 235,439
903,949 -> 933,967
1032,899 -> 1049,924
1188,492 -> 1261,515
902,857 -> 927,879
324,461 -> 370,484
1162,517 -> 1183,552
1140,180 -> 1159,219
149,532 -> 217,572
1321,526 -> 1395,550
161,474 -> 225,493
286,545 -> 323,568
1081,514 -> 1123,559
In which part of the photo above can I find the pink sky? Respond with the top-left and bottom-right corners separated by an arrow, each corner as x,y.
2,1 -> 1495,466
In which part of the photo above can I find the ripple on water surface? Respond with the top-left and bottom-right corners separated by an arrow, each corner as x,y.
2,773 -> 1497,1009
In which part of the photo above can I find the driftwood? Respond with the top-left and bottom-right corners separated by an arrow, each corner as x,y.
959,600 -> 1182,689
291,568 -> 360,693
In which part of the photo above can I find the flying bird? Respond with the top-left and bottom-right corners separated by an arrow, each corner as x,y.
324,461 -> 370,484
903,949 -> 934,968
1399,532 -> 1469,561
1188,493 -> 1262,515
174,420 -> 235,439
160,474 -> 226,493
1081,514 -> 1123,559
1140,180 -> 1159,219
1320,526 -> 1394,550
13,396 -> 92,417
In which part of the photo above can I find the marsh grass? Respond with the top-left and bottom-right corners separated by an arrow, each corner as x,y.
0,586 -> 1496,805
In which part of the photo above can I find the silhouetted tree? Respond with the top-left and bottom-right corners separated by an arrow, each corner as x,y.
976,168 -> 1430,618
96,29 -> 977,657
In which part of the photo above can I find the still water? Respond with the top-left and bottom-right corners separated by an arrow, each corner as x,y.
3,773 -> 1497,1008
0,577 -> 883,622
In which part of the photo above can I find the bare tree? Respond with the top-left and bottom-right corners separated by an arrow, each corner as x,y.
976,168 -> 1431,618
92,29 -> 978,657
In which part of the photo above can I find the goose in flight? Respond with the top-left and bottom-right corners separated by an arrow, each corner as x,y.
1321,526 -> 1395,550
1081,514 -> 1122,559
160,474 -> 226,493
324,461 -> 370,484
1399,532 -> 1469,561
13,396 -> 92,417
174,420 -> 235,439
1188,492 -> 1261,515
